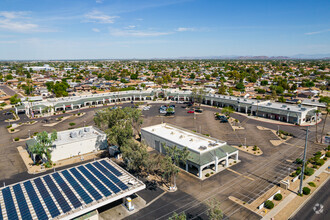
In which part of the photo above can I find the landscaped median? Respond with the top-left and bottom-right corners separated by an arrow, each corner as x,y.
232,145 -> 263,156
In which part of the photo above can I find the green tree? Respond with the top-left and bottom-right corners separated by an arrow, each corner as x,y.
235,81 -> 245,92
278,96 -> 286,103
221,106 -> 234,117
94,107 -> 142,146
207,199 -> 223,220
260,80 -> 268,86
168,212 -> 186,220
28,130 -> 57,164
9,94 -> 21,104
164,145 -> 189,188
190,73 -> 196,79
218,80 -> 226,95
121,141 -> 149,172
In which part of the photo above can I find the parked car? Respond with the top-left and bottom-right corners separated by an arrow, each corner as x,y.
187,110 -> 195,113
169,105 -> 175,108
220,118 -> 228,123
177,101 -> 184,104
195,109 -> 203,113
3,112 -> 12,115
216,115 -> 226,120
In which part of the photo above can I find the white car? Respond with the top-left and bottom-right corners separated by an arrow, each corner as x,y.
143,107 -> 150,111
177,101 -> 184,104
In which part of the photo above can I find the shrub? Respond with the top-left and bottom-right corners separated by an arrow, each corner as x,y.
77,113 -> 81,116
308,182 -> 316,187
205,173 -> 210,177
303,187 -> 311,195
253,145 -> 258,151
291,172 -> 297,177
10,129 -> 14,132
312,165 -> 318,168
14,137 -> 19,141
295,158 -> 303,164
69,122 -> 76,126
274,193 -> 282,201
210,172 -> 214,174
315,159 -> 324,166
327,145 -> 330,151
326,152 -> 330,157
314,151 -> 322,157
264,200 -> 274,209
62,110 -> 66,113
304,167 -> 314,176
238,145 -> 242,148
44,162 -> 52,168
7,125 -> 12,128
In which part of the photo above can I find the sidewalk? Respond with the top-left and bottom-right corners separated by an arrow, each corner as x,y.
262,159 -> 330,220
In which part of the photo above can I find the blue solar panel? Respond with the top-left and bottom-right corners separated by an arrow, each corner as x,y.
93,161 -> 129,190
52,172 -> 82,208
12,184 -> 32,220
77,166 -> 111,197
99,160 -> 123,176
85,164 -> 120,193
61,170 -> 93,205
69,168 -> 102,200
34,178 -> 60,218
43,175 -> 71,213
23,181 -> 48,220
2,188 -> 18,220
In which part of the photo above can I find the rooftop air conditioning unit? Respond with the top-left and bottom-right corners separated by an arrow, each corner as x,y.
287,108 -> 290,110
180,135 -> 184,139
190,138 -> 193,142
70,132 -> 77,138
267,102 -> 272,106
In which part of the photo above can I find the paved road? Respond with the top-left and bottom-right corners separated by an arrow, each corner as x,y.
0,85 -> 23,98
291,178 -> 330,220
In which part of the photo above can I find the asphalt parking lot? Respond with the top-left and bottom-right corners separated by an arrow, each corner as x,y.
0,101 -> 328,219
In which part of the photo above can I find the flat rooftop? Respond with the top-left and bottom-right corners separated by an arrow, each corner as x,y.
0,158 -> 145,220
54,126 -> 104,146
142,123 -> 227,154
257,101 -> 316,113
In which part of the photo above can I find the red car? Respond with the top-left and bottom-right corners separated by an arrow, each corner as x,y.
187,110 -> 195,113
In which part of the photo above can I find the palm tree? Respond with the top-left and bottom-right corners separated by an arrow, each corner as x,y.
314,109 -> 321,143
221,106 -> 234,118
320,106 -> 329,143
29,130 -> 57,164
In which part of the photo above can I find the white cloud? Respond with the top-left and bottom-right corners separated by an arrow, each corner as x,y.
84,10 -> 118,24
176,27 -> 195,32
92,28 -> 100,32
0,11 -> 50,32
109,28 -> 172,37
126,25 -> 136,29
304,29 -> 330,35
96,0 -> 103,3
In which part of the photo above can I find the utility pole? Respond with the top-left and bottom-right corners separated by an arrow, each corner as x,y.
299,126 -> 309,195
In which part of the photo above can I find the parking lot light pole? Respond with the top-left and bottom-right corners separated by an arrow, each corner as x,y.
28,130 -> 30,138
84,121 -> 86,127
299,126 -> 309,195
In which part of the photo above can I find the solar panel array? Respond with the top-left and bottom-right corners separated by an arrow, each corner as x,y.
0,159 -> 133,220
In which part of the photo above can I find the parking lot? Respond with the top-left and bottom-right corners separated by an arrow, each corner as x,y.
0,101 -> 328,219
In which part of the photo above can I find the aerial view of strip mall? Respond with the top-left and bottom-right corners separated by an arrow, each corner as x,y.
0,0 -> 329,220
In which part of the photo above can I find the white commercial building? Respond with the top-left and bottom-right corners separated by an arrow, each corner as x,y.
26,126 -> 108,162
141,123 -> 239,178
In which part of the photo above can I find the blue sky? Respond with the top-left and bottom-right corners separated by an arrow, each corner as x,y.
0,0 -> 329,60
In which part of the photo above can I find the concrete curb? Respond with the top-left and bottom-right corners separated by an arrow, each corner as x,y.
288,176 -> 329,219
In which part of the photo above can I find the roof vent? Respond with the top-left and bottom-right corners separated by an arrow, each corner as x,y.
287,108 -> 290,110
84,127 -> 90,132
170,131 -> 174,135
282,104 -> 287,108
70,132 -> 77,138
199,146 -> 207,150
267,102 -> 272,106
190,138 -> 194,142
180,135 -> 184,139
79,130 -> 83,136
